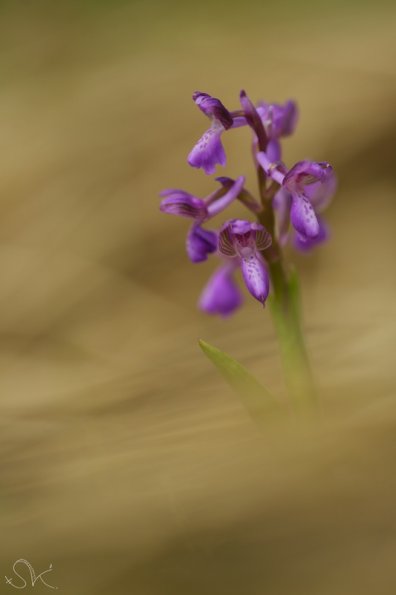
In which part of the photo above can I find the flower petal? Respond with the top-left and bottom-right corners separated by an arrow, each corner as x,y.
159,191 -> 207,219
186,224 -> 217,263
290,193 -> 320,238
188,125 -> 226,175
199,264 -> 243,317
192,91 -> 233,129
241,254 -> 270,304
294,217 -> 329,251
218,222 -> 236,257
253,223 -> 272,251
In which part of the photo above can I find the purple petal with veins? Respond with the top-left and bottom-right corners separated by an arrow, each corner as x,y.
192,92 -> 233,129
159,191 -> 207,219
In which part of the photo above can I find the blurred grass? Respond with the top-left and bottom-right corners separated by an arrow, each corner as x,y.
0,0 -> 395,593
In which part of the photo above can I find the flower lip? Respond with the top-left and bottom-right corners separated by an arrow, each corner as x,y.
187,126 -> 227,175
192,91 -> 233,129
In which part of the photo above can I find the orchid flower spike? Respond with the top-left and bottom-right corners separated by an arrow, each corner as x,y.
218,219 -> 272,305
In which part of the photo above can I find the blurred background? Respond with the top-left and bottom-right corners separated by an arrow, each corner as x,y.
0,0 -> 395,593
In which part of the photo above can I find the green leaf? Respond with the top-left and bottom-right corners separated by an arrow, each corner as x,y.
198,339 -> 281,422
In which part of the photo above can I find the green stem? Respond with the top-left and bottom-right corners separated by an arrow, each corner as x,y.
252,137 -> 316,412
268,259 -> 317,412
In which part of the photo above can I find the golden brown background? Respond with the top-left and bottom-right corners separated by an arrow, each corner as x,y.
0,1 -> 395,593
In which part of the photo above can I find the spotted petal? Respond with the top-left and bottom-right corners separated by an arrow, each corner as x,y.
240,254 -> 270,304
290,193 -> 320,238
188,125 -> 226,175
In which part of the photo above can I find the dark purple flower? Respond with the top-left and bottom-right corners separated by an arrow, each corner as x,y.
199,263 -> 243,316
218,219 -> 272,304
188,92 -> 233,175
257,153 -> 335,241
160,177 -> 245,262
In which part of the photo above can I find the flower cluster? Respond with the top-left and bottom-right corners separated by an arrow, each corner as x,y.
160,90 -> 336,316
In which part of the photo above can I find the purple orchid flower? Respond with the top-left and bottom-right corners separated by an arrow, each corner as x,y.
218,219 -> 272,304
199,262 -> 243,317
188,92 -> 234,175
257,152 -> 335,245
160,176 -> 245,262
